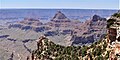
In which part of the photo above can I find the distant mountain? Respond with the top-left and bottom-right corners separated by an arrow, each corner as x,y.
52,11 -> 68,20
0,9 -> 117,22
48,11 -> 71,27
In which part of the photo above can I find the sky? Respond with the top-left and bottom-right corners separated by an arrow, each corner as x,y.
0,0 -> 119,9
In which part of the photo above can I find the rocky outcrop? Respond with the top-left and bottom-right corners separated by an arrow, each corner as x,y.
107,11 -> 120,60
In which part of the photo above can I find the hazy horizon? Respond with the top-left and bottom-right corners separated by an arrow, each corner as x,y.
0,8 -> 119,10
0,0 -> 119,9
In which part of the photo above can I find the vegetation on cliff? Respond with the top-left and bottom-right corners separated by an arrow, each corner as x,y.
112,13 -> 120,18
32,36 -> 110,60
107,12 -> 120,28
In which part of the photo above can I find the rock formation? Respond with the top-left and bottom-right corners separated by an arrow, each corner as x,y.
72,15 -> 107,45
8,11 -> 107,45
19,18 -> 43,26
48,11 -> 71,27
8,18 -> 51,32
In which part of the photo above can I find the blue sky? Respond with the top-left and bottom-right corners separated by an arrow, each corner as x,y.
0,0 -> 119,9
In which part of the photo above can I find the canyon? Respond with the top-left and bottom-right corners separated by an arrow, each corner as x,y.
0,9 -> 117,60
